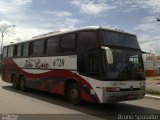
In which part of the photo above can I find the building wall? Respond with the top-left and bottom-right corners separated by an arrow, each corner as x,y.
143,55 -> 160,77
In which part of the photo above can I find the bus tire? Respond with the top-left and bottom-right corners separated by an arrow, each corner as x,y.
67,83 -> 81,105
12,75 -> 19,89
19,76 -> 26,91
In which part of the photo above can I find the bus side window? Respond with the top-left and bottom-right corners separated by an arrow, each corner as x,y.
43,39 -> 47,55
33,40 -> 44,56
46,37 -> 59,55
8,46 -> 14,58
17,44 -> 22,57
60,33 -> 76,53
22,43 -> 29,57
29,42 -> 33,56
3,47 -> 8,58
77,31 -> 98,52
13,45 -> 18,57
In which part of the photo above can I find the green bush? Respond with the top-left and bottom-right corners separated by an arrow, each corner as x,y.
146,89 -> 160,96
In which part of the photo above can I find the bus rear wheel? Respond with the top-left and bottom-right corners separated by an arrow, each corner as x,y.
12,75 -> 19,89
19,76 -> 26,91
67,83 -> 81,104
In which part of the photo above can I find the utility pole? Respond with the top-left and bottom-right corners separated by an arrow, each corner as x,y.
0,25 -> 15,63
0,25 -> 15,54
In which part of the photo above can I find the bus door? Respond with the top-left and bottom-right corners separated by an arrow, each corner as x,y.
77,49 -> 105,82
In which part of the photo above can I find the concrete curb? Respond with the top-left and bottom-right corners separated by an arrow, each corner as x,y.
145,94 -> 160,100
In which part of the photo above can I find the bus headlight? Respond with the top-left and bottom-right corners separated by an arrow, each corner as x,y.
106,87 -> 120,92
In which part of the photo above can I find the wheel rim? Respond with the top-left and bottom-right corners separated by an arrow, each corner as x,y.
71,88 -> 79,99
68,83 -> 81,104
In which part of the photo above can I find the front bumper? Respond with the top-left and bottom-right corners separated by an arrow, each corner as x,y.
102,90 -> 145,103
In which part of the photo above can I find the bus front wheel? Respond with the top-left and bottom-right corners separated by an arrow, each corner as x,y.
67,83 -> 81,104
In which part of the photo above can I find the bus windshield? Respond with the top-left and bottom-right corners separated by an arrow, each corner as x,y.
107,48 -> 145,80
100,30 -> 140,49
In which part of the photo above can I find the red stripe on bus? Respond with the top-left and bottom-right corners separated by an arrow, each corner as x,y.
2,59 -> 100,103
49,82 -> 64,95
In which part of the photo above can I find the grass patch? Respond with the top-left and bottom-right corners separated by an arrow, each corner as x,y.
146,77 -> 160,80
146,89 -> 160,96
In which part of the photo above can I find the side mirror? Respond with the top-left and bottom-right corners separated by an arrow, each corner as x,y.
101,46 -> 113,64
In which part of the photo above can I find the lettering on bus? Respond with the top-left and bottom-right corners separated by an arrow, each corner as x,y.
112,82 -> 126,86
25,59 -> 49,69
53,59 -> 65,67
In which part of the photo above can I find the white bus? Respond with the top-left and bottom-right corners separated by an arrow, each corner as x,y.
2,26 -> 146,104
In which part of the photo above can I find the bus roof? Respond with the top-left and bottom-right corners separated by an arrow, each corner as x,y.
32,26 -> 135,40
4,26 -> 136,47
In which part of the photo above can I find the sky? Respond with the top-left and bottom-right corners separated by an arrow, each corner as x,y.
0,0 -> 160,54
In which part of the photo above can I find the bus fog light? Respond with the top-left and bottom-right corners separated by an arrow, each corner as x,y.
115,87 -> 120,91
